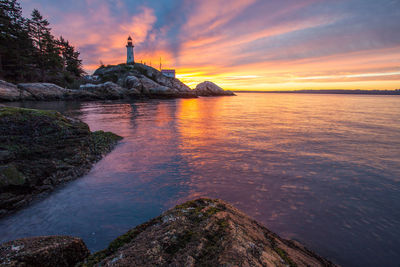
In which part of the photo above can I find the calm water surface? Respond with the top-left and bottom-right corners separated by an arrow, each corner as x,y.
1,93 -> 400,266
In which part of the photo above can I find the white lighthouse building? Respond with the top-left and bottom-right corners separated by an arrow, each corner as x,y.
126,36 -> 134,64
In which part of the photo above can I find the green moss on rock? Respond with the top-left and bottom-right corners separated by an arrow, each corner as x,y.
80,217 -> 161,267
0,164 -> 26,187
0,106 -> 122,216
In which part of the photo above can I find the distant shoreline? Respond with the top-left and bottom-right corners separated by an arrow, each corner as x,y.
234,90 -> 400,95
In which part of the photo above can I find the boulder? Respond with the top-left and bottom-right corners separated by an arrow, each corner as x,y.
139,76 -> 163,94
0,80 -> 21,101
82,75 -> 101,84
64,89 -> 100,100
17,83 -> 67,100
0,236 -> 89,267
0,107 -> 122,216
149,86 -> 176,95
124,76 -> 141,90
83,198 -> 336,267
193,81 -> 235,96
138,76 -> 196,98
79,82 -> 127,100
133,63 -> 191,92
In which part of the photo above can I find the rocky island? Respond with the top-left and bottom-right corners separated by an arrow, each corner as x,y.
0,106 -> 122,217
0,63 -> 235,102
1,198 -> 336,267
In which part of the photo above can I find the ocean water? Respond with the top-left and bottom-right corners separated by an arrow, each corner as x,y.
1,93 -> 400,266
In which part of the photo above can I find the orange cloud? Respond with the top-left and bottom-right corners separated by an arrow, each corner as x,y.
29,0 -> 400,90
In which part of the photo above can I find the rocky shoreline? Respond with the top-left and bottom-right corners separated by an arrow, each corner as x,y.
0,198 -> 337,267
0,106 -> 122,218
0,63 -> 235,102
0,75 -> 337,266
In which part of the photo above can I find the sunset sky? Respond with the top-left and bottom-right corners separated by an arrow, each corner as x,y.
21,0 -> 400,90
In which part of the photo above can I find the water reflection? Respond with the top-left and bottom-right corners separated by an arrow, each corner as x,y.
0,95 -> 400,267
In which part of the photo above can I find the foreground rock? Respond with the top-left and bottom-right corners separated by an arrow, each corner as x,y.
81,198 -> 336,267
0,107 -> 122,217
0,236 -> 89,267
193,81 -> 235,96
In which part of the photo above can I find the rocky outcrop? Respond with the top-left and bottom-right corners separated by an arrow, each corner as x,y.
17,83 -> 67,100
0,236 -> 89,267
0,64 -> 233,102
0,107 -> 122,217
81,198 -> 336,267
94,64 -> 197,98
79,82 -> 128,100
193,81 -> 235,96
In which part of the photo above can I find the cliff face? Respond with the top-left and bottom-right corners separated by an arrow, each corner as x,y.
0,107 -> 122,217
81,198 -> 336,267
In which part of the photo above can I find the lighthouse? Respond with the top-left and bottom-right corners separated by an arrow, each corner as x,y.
126,36 -> 134,64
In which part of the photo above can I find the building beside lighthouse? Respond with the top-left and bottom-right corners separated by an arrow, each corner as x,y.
126,36 -> 134,64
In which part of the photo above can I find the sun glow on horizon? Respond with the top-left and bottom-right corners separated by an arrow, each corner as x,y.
24,0 -> 400,91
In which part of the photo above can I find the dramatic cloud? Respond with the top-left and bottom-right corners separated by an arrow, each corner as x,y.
20,0 -> 400,90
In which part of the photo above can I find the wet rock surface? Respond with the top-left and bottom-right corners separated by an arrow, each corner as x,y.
81,198 -> 336,267
0,107 -> 122,217
0,236 -> 89,267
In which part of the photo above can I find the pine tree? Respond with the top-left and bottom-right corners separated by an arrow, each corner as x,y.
1,0 -> 84,84
0,0 -> 32,81
58,36 -> 84,77
27,9 -> 52,81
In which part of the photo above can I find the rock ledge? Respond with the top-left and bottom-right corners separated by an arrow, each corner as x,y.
81,198 -> 336,267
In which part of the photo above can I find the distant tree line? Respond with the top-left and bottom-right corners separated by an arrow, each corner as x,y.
0,0 -> 84,87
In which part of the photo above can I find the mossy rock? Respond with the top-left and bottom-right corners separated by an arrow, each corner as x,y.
0,106 -> 122,216
78,198 -> 337,267
0,164 -> 26,188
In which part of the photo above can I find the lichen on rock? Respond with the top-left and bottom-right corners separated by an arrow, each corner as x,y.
79,198 -> 336,267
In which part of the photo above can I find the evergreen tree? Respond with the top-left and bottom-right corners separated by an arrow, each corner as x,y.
0,0 -> 32,81
58,36 -> 84,77
0,1 -> 84,85
28,9 -> 55,81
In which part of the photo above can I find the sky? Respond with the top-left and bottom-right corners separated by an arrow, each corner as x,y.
20,0 -> 400,90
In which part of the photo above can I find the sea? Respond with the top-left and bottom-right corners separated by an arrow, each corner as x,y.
1,93 -> 399,266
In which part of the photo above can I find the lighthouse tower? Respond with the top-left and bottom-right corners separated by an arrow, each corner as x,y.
126,36 -> 134,64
